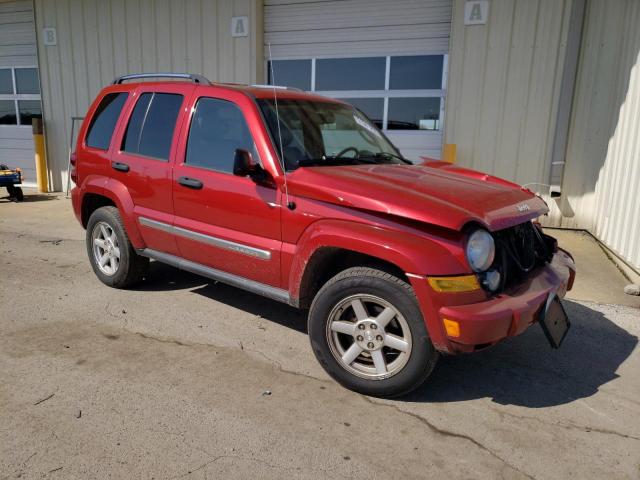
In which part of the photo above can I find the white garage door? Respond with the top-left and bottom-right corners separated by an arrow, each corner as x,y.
264,0 -> 452,162
0,0 -> 40,187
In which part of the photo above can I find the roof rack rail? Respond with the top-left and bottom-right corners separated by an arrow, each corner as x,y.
250,83 -> 303,92
112,72 -> 211,85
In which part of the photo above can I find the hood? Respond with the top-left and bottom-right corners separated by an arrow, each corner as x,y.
286,163 -> 547,232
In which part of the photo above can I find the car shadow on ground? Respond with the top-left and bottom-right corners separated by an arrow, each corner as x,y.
0,193 -> 59,203
404,300 -> 638,407
136,262 -> 637,407
132,261 -> 307,333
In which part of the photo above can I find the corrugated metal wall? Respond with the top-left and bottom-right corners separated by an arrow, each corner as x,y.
0,0 -> 36,67
445,0 -> 573,186
34,0 -> 263,191
551,0 -> 640,271
0,0 -> 37,185
264,0 -> 451,58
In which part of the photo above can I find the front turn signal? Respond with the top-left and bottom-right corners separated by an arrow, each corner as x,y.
443,319 -> 461,338
427,275 -> 481,293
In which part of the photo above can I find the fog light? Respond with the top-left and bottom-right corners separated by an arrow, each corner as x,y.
443,319 -> 461,338
480,269 -> 501,291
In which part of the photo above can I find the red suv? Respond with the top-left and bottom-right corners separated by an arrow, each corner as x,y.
71,73 -> 576,397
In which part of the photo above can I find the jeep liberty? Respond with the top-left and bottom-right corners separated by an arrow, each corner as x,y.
71,73 -> 576,397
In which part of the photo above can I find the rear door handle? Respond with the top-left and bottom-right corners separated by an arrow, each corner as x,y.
178,176 -> 203,189
111,161 -> 129,172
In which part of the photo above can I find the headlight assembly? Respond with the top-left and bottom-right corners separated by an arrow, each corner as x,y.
466,229 -> 495,272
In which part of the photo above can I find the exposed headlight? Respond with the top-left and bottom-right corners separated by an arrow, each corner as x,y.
466,229 -> 495,272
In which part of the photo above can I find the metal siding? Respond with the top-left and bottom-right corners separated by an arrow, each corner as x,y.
34,0 -> 263,191
0,0 -> 37,67
556,0 -> 640,270
445,0 -> 572,186
0,0 -> 36,183
0,127 -> 36,185
264,0 -> 451,57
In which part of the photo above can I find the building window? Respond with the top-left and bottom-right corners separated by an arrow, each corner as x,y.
267,54 -> 446,132
0,67 -> 42,126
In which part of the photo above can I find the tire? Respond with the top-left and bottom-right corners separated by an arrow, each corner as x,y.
308,267 -> 438,398
86,206 -> 148,288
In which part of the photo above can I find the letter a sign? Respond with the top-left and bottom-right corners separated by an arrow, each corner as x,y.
231,16 -> 249,37
464,0 -> 489,25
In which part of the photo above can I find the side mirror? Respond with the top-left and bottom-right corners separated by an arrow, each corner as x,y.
233,149 -> 257,177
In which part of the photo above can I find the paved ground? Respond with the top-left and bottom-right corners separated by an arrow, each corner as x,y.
1,190 -> 639,480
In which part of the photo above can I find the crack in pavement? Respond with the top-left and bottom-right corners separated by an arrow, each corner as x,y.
131,329 -> 535,479
490,407 -> 640,442
360,396 -> 536,480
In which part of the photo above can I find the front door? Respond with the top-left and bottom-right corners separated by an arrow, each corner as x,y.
111,85 -> 195,255
172,93 -> 282,287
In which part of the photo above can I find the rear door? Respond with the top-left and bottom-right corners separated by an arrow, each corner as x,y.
171,91 -> 282,287
111,84 -> 195,255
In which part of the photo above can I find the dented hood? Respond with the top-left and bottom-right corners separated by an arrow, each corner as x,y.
286,163 -> 547,231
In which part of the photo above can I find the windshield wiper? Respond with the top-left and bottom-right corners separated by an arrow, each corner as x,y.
368,152 -> 412,164
297,155 -> 377,167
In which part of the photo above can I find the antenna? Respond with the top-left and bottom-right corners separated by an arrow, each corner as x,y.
268,43 -> 295,210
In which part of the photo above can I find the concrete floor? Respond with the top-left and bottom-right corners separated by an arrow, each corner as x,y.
1,190 -> 639,479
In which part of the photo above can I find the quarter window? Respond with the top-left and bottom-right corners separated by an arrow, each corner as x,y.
185,97 -> 256,174
86,92 -> 128,150
122,92 -> 183,160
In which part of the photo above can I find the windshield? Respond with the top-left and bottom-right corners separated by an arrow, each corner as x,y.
257,99 -> 407,171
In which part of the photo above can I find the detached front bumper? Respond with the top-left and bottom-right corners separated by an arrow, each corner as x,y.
440,251 -> 575,352
411,250 -> 576,354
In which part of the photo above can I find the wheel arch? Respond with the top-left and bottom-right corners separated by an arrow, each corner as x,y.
289,219 -> 468,308
79,177 -> 145,248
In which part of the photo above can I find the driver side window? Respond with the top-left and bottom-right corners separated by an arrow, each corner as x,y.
185,97 -> 258,173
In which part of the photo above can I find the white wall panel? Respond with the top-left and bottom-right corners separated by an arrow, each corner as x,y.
34,0 -> 263,191
265,0 -> 451,58
552,0 -> 640,271
445,0 -> 573,186
0,0 -> 36,67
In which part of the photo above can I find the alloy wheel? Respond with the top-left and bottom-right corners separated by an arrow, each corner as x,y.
326,294 -> 412,380
91,221 -> 121,276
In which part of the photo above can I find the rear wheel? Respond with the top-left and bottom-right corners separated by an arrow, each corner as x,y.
86,206 -> 148,288
308,267 -> 438,397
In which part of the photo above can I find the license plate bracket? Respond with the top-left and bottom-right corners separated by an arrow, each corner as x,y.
539,297 -> 570,348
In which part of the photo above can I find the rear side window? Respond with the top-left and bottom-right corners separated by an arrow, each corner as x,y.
185,97 -> 257,173
86,92 -> 128,150
122,92 -> 183,160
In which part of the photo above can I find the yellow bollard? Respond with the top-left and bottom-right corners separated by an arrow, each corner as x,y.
443,143 -> 457,163
32,118 -> 48,193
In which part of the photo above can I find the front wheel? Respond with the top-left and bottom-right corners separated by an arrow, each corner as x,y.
308,267 -> 438,398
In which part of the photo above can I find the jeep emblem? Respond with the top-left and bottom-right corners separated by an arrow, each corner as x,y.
516,203 -> 530,212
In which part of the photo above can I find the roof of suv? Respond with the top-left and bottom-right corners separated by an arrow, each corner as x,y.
108,73 -> 340,103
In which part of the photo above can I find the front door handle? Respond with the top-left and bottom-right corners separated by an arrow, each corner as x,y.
178,176 -> 203,189
111,161 -> 129,172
